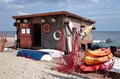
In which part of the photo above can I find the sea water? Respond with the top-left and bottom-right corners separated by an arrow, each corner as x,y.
0,31 -> 16,37
0,31 -> 120,41
92,31 -> 120,41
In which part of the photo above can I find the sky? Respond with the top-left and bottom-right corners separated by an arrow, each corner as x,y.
0,0 -> 120,31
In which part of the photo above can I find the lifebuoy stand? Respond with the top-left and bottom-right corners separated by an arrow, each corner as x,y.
0,33 -> 7,52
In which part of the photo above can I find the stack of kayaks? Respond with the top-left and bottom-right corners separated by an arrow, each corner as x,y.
84,48 -> 113,65
80,48 -> 113,72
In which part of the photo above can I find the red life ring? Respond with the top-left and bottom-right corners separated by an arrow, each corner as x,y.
42,23 -> 51,33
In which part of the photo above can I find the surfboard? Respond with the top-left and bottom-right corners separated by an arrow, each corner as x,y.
39,49 -> 64,58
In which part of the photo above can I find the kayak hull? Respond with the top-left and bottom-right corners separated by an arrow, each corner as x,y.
86,48 -> 111,57
84,51 -> 113,65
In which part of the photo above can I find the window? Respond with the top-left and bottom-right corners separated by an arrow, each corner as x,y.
21,29 -> 25,34
21,28 -> 30,34
26,29 -> 30,34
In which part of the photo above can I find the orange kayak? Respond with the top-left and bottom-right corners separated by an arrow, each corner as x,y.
80,63 -> 100,72
85,48 -> 111,57
84,53 -> 113,65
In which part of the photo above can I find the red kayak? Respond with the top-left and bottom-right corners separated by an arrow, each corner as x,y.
80,63 -> 100,72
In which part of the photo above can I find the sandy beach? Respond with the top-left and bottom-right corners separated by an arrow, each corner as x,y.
0,51 -> 109,79
0,37 -> 114,79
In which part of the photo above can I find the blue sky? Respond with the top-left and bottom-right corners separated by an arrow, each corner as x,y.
0,0 -> 120,31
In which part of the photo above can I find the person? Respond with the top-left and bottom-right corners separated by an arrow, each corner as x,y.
14,34 -> 20,49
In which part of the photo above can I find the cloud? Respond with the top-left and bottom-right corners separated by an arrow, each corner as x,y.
91,0 -> 99,3
0,0 -> 100,12
7,4 -> 24,9
0,0 -> 24,12
88,9 -> 120,20
4,0 -> 14,3
3,0 -> 100,5
89,10 -> 120,15
91,15 -> 120,19
4,0 -> 35,4
39,0 -> 66,4
17,11 -> 29,15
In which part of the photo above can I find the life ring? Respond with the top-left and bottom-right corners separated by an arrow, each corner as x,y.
42,23 -> 50,33
53,30 -> 61,40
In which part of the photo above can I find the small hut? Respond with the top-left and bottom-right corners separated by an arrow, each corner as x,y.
12,11 -> 95,49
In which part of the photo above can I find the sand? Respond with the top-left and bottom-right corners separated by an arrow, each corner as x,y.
0,50 -> 58,79
0,50 -> 109,79
0,37 -> 112,79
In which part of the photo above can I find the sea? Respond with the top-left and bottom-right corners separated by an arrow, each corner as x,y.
92,31 -> 120,41
0,31 -> 120,41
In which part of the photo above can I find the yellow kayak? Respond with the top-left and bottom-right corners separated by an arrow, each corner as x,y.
85,48 -> 111,57
84,53 -> 113,65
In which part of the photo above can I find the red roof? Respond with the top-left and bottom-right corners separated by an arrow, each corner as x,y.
12,11 -> 95,23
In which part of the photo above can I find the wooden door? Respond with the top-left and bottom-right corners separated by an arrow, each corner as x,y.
20,24 -> 32,48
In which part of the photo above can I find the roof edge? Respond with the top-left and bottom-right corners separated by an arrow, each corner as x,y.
12,11 -> 95,23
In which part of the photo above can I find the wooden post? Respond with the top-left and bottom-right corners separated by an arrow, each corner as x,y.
0,33 -> 7,52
